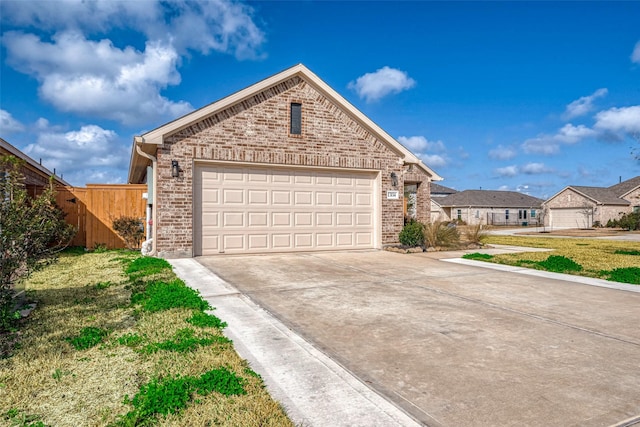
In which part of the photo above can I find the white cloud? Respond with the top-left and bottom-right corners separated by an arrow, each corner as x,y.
398,136 -> 445,153
3,31 -> 193,126
521,162 -> 548,174
1,0 -> 265,126
397,135 -> 448,168
0,109 -> 25,134
421,154 -> 447,168
0,0 -> 265,59
594,105 -> 640,134
488,145 -> 517,160
495,165 -> 518,177
522,124 -> 595,155
24,124 -> 129,185
563,88 -> 608,119
632,41 -> 640,64
348,66 -> 416,102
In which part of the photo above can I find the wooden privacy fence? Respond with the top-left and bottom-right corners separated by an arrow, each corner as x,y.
56,184 -> 147,249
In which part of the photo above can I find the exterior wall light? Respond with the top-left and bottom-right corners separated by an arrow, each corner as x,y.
171,160 -> 180,178
390,172 -> 398,188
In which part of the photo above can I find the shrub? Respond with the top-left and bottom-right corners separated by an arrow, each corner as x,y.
618,212 -> 640,231
398,221 -> 424,247
537,255 -> 582,273
1,155 -> 76,331
112,216 -> 145,250
424,221 -> 460,248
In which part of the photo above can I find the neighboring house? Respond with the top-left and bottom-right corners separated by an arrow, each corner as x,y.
543,176 -> 640,228
434,189 -> 544,226
429,183 -> 458,222
128,64 -> 442,257
0,137 -> 70,194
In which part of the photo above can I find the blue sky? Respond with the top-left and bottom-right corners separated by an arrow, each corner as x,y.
1,1 -> 639,198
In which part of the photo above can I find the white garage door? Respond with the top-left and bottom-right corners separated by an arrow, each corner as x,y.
550,208 -> 588,228
194,164 -> 378,255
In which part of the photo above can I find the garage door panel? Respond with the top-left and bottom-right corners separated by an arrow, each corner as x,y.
248,190 -> 268,204
223,189 -> 243,204
195,165 -> 377,255
272,191 -> 291,205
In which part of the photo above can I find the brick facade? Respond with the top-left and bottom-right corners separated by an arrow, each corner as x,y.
153,77 -> 433,257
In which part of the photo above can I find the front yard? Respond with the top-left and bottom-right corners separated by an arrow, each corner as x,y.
0,250 -> 293,426
480,235 -> 640,284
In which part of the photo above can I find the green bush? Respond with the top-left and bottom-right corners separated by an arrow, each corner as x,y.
538,255 -> 583,273
112,216 -> 145,250
1,155 -> 76,331
399,221 -> 424,247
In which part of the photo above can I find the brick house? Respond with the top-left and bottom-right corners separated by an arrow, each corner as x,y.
128,64 -> 442,257
543,176 -> 640,228
1,137 -> 70,194
433,189 -> 544,226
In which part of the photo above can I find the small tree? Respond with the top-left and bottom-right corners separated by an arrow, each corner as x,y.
112,216 -> 145,249
1,156 -> 76,330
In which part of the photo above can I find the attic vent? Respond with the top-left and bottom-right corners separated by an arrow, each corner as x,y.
290,103 -> 302,135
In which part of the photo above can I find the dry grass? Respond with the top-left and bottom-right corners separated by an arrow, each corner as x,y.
485,235 -> 640,277
0,251 -> 293,426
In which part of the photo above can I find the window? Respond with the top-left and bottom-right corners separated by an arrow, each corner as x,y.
475,210 -> 479,218
290,103 -> 302,135
531,210 -> 536,218
457,209 -> 462,220
505,210 -> 509,220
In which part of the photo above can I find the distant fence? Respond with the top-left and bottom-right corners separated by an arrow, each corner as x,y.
56,184 -> 147,249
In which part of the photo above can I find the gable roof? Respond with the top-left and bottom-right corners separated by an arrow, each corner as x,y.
608,176 -> 640,198
129,64 -> 443,183
546,176 -> 639,206
438,190 -> 544,208
431,183 -> 457,195
0,137 -> 70,186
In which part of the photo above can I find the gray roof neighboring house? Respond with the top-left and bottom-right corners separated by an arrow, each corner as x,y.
431,183 -> 457,196
608,176 -> 640,198
569,186 -> 630,206
438,190 -> 544,208
546,176 -> 640,206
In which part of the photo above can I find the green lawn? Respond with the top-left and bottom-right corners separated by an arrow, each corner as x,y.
0,250 -> 294,426
475,235 -> 640,284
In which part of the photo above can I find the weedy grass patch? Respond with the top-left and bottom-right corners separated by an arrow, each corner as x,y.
0,251 -> 293,426
462,253 -> 494,260
484,235 -> 640,284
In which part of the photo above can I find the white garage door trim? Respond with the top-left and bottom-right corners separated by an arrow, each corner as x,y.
194,162 -> 380,255
550,208 -> 590,228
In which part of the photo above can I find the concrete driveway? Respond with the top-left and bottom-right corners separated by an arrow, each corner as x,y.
196,250 -> 640,427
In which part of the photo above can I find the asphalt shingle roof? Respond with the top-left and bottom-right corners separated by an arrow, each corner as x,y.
571,186 -> 630,205
608,176 -> 640,198
438,190 -> 544,208
431,183 -> 457,195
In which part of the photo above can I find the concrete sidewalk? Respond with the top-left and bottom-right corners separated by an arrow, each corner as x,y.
169,258 -> 420,427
